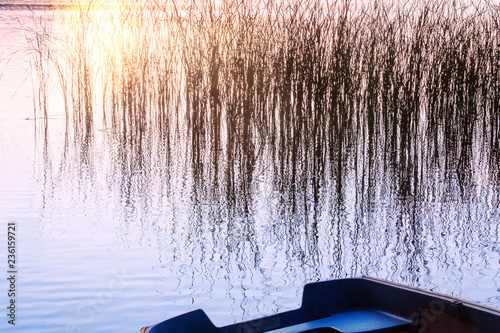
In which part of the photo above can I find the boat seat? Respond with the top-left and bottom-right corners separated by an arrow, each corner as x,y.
264,309 -> 413,333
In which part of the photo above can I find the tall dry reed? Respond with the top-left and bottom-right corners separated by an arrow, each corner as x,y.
27,0 -> 500,206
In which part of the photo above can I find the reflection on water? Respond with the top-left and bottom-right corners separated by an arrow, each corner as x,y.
1,0 -> 500,331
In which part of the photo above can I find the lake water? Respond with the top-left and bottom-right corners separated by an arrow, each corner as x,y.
0,1 -> 499,332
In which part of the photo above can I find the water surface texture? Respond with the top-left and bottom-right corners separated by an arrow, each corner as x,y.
0,1 -> 499,332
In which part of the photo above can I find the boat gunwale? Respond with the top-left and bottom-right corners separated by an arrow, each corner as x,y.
362,275 -> 500,315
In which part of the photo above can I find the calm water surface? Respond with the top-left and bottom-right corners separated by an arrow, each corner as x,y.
0,2 -> 499,332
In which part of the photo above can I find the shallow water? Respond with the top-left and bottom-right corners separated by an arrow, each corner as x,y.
0,3 -> 499,333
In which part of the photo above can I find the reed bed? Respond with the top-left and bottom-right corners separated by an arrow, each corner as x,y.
29,0 -> 500,203
25,0 -> 500,287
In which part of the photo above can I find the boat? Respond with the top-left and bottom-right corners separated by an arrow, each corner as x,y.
140,276 -> 500,332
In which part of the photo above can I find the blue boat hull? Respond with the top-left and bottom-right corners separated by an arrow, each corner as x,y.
141,276 -> 500,332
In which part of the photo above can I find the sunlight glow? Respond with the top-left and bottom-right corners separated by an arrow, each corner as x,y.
50,0 -> 170,124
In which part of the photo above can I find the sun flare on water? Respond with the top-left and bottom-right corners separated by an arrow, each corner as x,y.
51,0 -> 167,113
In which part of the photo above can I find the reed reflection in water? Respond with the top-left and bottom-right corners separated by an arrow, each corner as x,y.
26,0 -> 500,326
